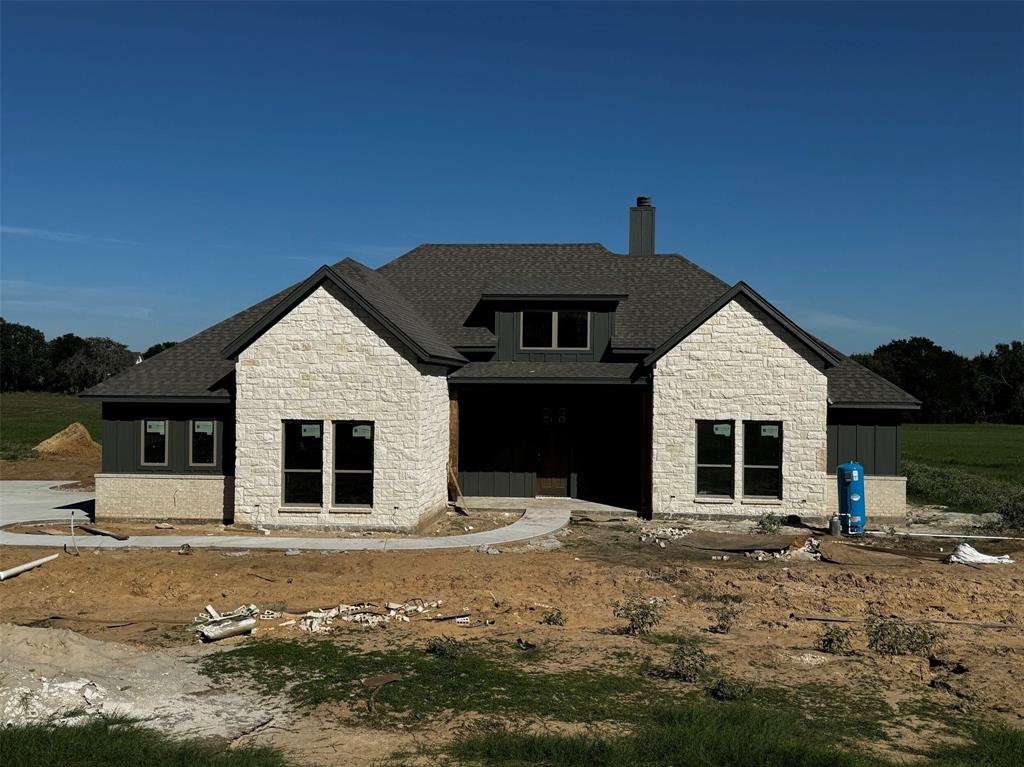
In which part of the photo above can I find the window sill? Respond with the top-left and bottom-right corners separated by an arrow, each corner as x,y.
741,497 -> 783,505
278,506 -> 323,514
329,506 -> 374,514
693,496 -> 735,504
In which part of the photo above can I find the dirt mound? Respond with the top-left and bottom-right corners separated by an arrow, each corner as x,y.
33,422 -> 100,458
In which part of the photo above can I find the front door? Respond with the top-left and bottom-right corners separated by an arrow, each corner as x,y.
536,406 -> 569,496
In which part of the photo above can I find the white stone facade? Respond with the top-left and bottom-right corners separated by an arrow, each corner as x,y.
826,475 -> 907,525
95,474 -> 233,521
234,284 -> 450,531
651,297 -> 830,521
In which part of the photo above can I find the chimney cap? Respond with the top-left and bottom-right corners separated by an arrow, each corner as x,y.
635,196 -> 652,207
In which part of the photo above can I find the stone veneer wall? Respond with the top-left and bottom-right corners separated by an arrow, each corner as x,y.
234,284 -> 450,531
95,474 -> 233,521
825,475 -> 907,525
651,297 -> 830,521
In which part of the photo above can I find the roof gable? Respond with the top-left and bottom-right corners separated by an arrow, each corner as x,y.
642,282 -> 843,368
222,262 -> 466,366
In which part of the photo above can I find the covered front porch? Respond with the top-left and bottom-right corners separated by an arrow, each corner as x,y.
451,382 -> 651,514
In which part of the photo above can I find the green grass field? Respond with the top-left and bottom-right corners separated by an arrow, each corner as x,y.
903,423 -> 1023,487
0,391 -> 101,460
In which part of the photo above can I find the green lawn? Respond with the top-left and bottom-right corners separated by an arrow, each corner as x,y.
0,391 -> 101,459
903,423 -> 1023,487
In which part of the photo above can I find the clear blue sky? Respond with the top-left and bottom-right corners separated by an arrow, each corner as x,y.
2,2 -> 1021,355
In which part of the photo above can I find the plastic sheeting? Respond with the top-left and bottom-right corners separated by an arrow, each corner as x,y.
946,543 -> 1014,565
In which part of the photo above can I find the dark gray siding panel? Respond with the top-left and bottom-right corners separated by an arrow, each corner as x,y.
826,409 -> 902,476
494,307 -> 616,362
101,402 -> 234,476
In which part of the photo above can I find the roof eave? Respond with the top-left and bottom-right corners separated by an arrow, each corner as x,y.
828,400 -> 922,410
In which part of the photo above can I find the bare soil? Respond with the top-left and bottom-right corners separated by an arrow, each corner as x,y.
0,421 -> 101,488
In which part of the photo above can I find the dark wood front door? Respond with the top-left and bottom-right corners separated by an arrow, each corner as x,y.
536,406 -> 569,496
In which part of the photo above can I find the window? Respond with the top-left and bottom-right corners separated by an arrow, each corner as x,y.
141,419 -> 168,465
282,421 -> 323,505
744,421 -> 783,499
696,420 -> 734,497
333,421 -> 374,506
519,310 -> 590,350
189,420 -> 217,466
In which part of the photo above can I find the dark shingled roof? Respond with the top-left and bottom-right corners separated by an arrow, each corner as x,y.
378,244 -> 728,350
449,361 -> 641,383
84,242 -> 918,408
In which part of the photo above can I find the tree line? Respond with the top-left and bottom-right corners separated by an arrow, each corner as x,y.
1,317 -> 1021,423
0,318 -> 175,394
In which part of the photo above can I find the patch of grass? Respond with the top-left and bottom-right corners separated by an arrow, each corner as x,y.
611,595 -> 665,636
905,461 -> 1022,522
865,616 -> 942,656
0,391 -> 101,459
200,639 -> 651,723
649,635 -> 713,682
903,424 -> 1023,487
449,701 -> 890,767
752,511 -> 783,535
816,625 -> 856,656
707,604 -> 739,634
0,715 -> 290,767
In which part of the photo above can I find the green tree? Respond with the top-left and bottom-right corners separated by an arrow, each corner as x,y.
974,341 -> 1024,424
50,336 -> 135,393
142,341 -> 176,359
0,318 -> 47,391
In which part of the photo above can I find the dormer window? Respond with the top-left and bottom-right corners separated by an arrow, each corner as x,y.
520,310 -> 590,350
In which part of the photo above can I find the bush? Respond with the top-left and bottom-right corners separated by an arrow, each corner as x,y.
865,616 -> 941,656
425,635 -> 466,659
904,460 -> 1021,526
612,595 -> 665,636
706,677 -> 754,701
541,608 -> 566,626
655,642 -> 712,682
708,605 -> 739,635
815,625 -> 855,656
752,512 -> 782,535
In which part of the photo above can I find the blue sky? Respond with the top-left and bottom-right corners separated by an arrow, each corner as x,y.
2,2 -> 1021,355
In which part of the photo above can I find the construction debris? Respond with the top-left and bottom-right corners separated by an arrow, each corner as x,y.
946,543 -> 1015,566
154,523 -> 175,529
298,599 -> 445,633
79,525 -> 129,541
0,553 -> 59,582
189,604 -> 260,642
640,526 -> 692,545
177,544 -> 192,555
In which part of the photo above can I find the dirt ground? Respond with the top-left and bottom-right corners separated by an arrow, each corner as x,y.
1,521 -> 1021,765
0,453 -> 99,487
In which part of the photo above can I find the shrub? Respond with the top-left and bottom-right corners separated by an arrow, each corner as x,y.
752,512 -> 782,535
541,608 -> 566,626
708,605 -> 739,635
904,460 -> 1022,528
815,625 -> 855,656
865,615 -> 941,656
655,642 -> 712,682
707,677 -> 754,701
612,595 -> 665,636
425,635 -> 466,659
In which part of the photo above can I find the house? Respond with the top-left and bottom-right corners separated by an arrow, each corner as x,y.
82,197 -> 919,530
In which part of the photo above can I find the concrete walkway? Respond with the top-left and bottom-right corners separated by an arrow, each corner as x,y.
0,481 -> 569,552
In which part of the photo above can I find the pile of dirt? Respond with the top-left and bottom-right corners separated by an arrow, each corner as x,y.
33,422 -> 100,459
0,623 -> 283,738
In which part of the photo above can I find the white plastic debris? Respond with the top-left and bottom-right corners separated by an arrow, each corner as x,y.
640,526 -> 692,545
298,599 -> 444,633
946,543 -> 1014,565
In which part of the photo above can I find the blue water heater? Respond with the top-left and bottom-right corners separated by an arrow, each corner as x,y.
836,461 -> 866,535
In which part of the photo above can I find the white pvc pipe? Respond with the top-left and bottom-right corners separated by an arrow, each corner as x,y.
0,553 -> 59,581
865,530 -> 1024,541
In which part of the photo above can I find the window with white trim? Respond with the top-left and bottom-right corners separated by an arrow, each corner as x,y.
333,421 -> 374,506
696,420 -> 734,497
520,310 -> 590,350
282,421 -> 323,505
141,419 -> 168,466
743,421 -> 783,499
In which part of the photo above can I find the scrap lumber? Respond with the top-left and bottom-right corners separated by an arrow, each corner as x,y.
79,525 -> 129,541
448,466 -> 469,515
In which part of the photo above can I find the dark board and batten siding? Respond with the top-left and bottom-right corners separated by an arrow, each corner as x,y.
494,309 -> 613,362
826,409 -> 902,477
101,402 -> 234,475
